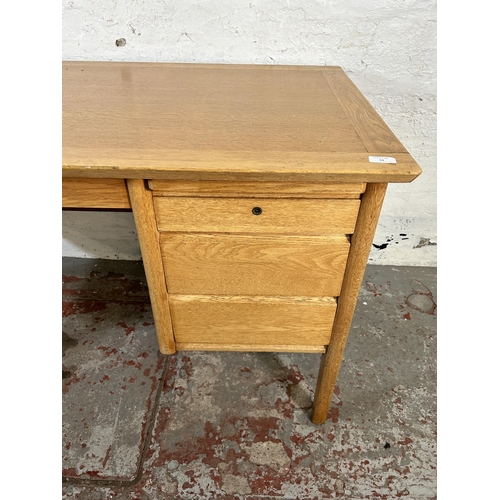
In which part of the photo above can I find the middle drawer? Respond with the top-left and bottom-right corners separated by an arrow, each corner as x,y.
160,233 -> 350,296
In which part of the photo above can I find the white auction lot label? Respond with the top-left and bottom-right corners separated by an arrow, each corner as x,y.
368,156 -> 397,164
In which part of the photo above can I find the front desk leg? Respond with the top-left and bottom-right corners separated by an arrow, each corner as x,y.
312,183 -> 387,424
127,179 -> 176,355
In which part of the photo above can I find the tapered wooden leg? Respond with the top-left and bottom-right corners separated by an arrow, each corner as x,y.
127,179 -> 176,354
312,183 -> 388,424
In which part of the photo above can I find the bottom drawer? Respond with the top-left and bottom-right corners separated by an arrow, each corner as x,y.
169,295 -> 336,346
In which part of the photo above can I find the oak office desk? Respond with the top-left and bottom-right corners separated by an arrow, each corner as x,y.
62,62 -> 421,424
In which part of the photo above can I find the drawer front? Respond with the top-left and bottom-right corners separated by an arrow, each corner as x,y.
62,178 -> 131,209
169,295 -> 336,346
153,197 -> 360,235
150,180 -> 366,199
161,233 -> 350,296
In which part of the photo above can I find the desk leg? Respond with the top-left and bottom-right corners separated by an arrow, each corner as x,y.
127,179 -> 176,355
312,183 -> 387,424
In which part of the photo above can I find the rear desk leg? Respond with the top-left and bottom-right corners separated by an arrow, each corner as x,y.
127,179 -> 176,355
312,183 -> 387,424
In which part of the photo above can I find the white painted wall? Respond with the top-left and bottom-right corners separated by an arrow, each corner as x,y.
62,0 -> 436,266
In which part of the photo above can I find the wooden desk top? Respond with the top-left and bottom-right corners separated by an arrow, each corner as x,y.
62,61 -> 421,183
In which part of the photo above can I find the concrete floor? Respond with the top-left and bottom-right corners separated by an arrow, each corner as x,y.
62,258 -> 436,499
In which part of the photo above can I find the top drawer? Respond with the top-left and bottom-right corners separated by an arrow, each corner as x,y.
153,197 -> 360,235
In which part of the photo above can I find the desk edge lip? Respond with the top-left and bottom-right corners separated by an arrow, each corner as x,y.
61,161 -> 422,184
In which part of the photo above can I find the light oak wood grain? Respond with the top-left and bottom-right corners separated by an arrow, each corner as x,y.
149,180 -> 366,198
170,294 -> 336,305
176,343 -> 327,353
63,149 -> 421,183
323,69 -> 407,154
63,62 -> 364,154
160,233 -> 350,296
62,62 -> 422,183
126,179 -> 176,354
153,197 -> 360,235
169,294 -> 337,346
62,178 -> 131,208
311,183 -> 388,424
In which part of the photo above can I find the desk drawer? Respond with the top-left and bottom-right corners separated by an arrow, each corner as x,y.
160,233 -> 349,296
169,295 -> 336,346
62,178 -> 131,209
149,180 -> 366,199
153,197 -> 360,235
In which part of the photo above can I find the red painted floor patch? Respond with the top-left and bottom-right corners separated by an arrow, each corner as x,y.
62,270 -> 167,482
